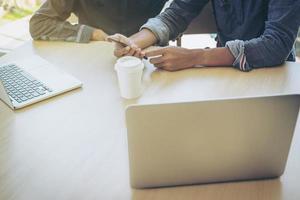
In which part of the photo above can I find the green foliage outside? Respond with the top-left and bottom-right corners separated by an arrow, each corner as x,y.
0,0 -> 41,21
2,7 -> 34,20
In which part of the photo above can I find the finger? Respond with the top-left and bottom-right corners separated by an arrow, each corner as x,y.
127,48 -> 136,56
115,46 -> 130,57
140,51 -> 146,58
149,56 -> 164,64
114,50 -> 122,58
114,42 -> 124,50
114,48 -> 126,57
127,45 -> 140,56
145,48 -> 166,57
133,48 -> 142,58
154,62 -> 165,69
162,64 -> 175,72
123,46 -> 131,55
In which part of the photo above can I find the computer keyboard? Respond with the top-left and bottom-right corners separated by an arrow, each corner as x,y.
0,64 -> 52,103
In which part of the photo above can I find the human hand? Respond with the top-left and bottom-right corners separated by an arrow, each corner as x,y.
107,34 -> 145,58
145,46 -> 198,71
91,29 -> 108,41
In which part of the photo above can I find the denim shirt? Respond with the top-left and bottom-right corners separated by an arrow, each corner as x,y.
142,0 -> 300,71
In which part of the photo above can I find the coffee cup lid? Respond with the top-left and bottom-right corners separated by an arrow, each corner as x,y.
115,56 -> 144,72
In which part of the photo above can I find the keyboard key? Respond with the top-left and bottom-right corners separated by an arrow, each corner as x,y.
36,89 -> 46,95
15,98 -> 21,103
21,97 -> 28,101
32,92 -> 40,97
27,95 -> 34,99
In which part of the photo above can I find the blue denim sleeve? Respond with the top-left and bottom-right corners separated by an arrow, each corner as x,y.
226,0 -> 300,72
141,0 -> 209,46
225,40 -> 252,72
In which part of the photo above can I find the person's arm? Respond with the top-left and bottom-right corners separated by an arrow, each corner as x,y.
144,0 -> 300,72
144,46 -> 235,71
225,0 -> 300,72
111,0 -> 209,57
130,29 -> 158,50
29,0 -> 107,43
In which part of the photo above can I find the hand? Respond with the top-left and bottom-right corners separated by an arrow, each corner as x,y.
145,46 -> 198,71
107,34 -> 145,58
91,29 -> 108,41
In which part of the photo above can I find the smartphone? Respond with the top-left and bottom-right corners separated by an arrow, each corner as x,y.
107,37 -> 148,59
107,37 -> 128,47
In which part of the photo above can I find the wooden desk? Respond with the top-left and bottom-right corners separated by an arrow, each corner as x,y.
0,41 -> 300,200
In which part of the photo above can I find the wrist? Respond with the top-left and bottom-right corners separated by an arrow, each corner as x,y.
92,29 -> 107,41
91,30 -> 98,40
130,29 -> 157,49
189,49 -> 206,67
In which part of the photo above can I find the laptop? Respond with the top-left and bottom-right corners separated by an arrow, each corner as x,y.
0,55 -> 82,109
125,94 -> 300,188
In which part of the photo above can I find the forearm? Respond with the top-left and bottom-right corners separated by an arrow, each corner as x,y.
129,29 -> 158,49
191,47 -> 235,67
29,0 -> 96,43
224,0 -> 300,71
29,14 -> 95,43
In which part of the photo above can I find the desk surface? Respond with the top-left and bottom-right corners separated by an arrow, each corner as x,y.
0,41 -> 300,200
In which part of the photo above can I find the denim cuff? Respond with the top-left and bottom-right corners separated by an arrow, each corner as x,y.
140,18 -> 170,46
226,40 -> 252,72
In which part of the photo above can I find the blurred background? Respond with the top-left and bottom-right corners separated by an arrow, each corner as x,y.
0,0 -> 299,61
0,0 -> 42,56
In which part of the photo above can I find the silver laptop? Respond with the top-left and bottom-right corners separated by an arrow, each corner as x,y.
0,55 -> 82,109
126,94 -> 300,188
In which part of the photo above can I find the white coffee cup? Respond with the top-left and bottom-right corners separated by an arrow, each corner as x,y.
115,56 -> 144,99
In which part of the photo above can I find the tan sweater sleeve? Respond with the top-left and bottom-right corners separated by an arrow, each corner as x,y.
29,0 -> 95,43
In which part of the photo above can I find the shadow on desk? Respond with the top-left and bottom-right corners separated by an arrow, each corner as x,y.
132,179 -> 282,200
